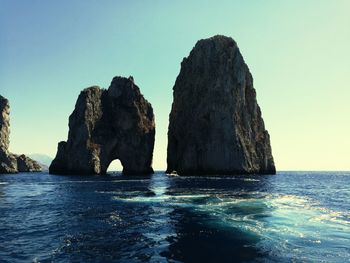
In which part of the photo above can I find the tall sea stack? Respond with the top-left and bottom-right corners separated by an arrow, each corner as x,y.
167,35 -> 275,175
0,95 -> 41,173
49,76 -> 155,175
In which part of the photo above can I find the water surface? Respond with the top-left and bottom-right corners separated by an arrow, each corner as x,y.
0,171 -> 349,262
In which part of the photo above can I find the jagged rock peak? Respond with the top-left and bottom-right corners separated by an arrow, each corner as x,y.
0,95 -> 42,174
167,35 -> 276,175
50,76 -> 155,175
0,95 -> 10,151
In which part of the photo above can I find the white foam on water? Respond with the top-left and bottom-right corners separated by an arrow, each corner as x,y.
267,194 -> 350,227
111,194 -> 211,205
241,178 -> 260,182
161,190 -> 350,261
96,190 -> 142,195
102,172 -> 350,261
233,193 -> 350,260
112,195 -> 168,202
170,194 -> 210,199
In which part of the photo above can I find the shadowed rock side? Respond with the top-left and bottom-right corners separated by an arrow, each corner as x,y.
0,95 -> 41,173
167,35 -> 275,175
50,76 -> 155,175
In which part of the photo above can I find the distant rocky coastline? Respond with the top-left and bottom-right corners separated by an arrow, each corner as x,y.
28,154 -> 53,171
167,35 -> 275,175
0,95 -> 41,173
49,76 -> 155,175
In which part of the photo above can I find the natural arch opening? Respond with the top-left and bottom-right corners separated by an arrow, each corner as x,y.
107,159 -> 123,174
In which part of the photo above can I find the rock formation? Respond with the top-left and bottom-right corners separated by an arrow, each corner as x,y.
0,95 -> 42,173
49,76 -> 155,175
167,35 -> 275,175
15,154 -> 42,172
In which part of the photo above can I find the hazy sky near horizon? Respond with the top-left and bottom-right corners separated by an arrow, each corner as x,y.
1,0 -> 349,171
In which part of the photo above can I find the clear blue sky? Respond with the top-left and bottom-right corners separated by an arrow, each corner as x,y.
1,0 -> 349,170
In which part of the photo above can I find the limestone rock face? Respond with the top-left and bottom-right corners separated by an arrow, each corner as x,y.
0,151 -> 18,174
0,96 -> 10,151
0,95 -> 42,174
50,76 -> 155,175
167,35 -> 275,175
16,154 -> 42,172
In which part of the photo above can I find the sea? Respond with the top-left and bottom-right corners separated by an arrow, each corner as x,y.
0,171 -> 349,263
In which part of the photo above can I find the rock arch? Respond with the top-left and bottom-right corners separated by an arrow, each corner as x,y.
49,76 -> 155,175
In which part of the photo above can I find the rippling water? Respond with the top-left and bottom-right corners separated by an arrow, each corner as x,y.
0,171 -> 349,262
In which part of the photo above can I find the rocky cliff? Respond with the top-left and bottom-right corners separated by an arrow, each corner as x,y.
167,35 -> 275,175
0,95 -> 42,174
50,76 -> 155,175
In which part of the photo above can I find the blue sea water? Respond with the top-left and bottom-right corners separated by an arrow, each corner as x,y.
0,171 -> 349,262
